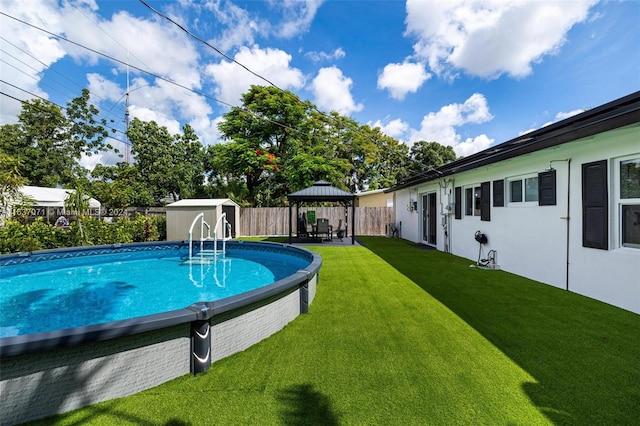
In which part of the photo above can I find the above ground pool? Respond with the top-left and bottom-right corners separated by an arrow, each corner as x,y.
1,240 -> 322,425
1,244 -> 310,338
0,241 -> 321,356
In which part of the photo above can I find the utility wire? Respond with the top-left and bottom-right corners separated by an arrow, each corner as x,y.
138,0 -> 390,147
0,10 -> 305,137
1,80 -> 131,147
1,37 -> 127,125
138,0 -> 279,88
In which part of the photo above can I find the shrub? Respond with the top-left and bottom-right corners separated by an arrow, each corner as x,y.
0,215 -> 167,254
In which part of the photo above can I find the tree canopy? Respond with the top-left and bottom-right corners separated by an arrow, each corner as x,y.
0,86 -> 458,208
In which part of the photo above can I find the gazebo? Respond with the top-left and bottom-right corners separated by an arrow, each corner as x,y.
288,180 -> 356,245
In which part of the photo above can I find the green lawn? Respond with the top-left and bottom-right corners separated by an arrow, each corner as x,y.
39,237 -> 640,425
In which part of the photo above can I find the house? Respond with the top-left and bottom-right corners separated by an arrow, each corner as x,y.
388,91 -> 640,314
2,186 -> 102,222
356,188 -> 394,207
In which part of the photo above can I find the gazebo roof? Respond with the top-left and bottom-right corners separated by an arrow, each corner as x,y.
288,180 -> 355,203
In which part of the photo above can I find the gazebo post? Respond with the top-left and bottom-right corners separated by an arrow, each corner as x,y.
288,202 -> 292,244
351,197 -> 355,245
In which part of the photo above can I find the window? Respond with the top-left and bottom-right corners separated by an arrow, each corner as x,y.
474,187 -> 482,216
508,176 -> 538,204
464,185 -> 483,217
454,186 -> 462,219
619,158 -> 640,248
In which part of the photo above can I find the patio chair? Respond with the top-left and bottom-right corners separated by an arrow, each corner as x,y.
316,218 -> 332,241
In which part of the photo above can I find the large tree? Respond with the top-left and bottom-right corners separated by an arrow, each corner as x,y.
213,85 -> 411,205
0,89 -> 112,187
90,163 -> 154,208
409,141 -> 457,173
127,119 -> 205,204
215,85 -> 317,206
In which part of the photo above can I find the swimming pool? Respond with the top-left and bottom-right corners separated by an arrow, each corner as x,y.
1,246 -> 309,338
0,240 -> 321,425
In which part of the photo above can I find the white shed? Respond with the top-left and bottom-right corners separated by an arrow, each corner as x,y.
165,199 -> 240,241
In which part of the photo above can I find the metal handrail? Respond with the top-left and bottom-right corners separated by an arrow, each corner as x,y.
188,212 -> 232,260
188,212 -> 211,259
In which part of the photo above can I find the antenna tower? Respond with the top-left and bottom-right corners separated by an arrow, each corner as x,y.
124,51 -> 131,164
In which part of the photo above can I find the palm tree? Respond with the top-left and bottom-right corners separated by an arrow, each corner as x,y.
64,183 -> 90,244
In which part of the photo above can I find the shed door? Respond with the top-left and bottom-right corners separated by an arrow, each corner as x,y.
422,193 -> 437,245
222,205 -> 236,237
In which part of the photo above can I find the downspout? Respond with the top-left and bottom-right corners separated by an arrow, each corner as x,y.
551,159 -> 572,291
565,160 -> 571,291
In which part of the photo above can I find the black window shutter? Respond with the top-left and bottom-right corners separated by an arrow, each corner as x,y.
538,170 -> 556,206
582,160 -> 608,250
480,181 -> 491,221
493,180 -> 504,207
454,186 -> 462,219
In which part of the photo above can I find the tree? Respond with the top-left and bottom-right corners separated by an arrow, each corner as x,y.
127,118 -> 205,204
216,85 -> 316,206
66,88 -> 113,157
90,163 -> 154,208
64,181 -> 91,244
0,99 -> 77,187
0,89 -> 115,188
0,150 -> 30,222
409,141 -> 457,173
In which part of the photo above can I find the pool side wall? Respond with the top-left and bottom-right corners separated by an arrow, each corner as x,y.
0,241 -> 320,426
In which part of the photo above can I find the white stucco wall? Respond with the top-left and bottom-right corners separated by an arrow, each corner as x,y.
393,124 -> 640,314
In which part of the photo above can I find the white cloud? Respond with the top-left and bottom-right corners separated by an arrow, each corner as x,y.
275,0 -> 324,38
205,0 -> 323,51
408,93 -> 494,156
309,66 -> 363,115
405,0 -> 597,79
304,47 -> 346,62
0,0 -> 67,123
64,9 -> 203,89
377,62 -> 431,100
369,118 -> 409,139
555,109 -> 585,121
519,108 -> 586,135
205,45 -> 305,105
205,1 -> 267,52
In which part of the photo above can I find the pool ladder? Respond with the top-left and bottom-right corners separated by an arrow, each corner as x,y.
188,212 -> 233,261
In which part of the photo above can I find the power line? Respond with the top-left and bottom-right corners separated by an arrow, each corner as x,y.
137,1 -> 378,145
0,80 -> 130,147
1,37 -> 127,126
138,0 -> 279,89
0,10 -> 309,138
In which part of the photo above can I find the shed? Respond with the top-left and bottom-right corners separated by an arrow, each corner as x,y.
165,199 -> 240,241
287,181 -> 356,244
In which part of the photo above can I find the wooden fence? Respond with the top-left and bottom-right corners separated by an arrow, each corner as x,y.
239,207 -> 394,237
101,206 -> 393,237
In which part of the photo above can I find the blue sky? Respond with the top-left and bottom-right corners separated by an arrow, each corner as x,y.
1,0 -> 638,169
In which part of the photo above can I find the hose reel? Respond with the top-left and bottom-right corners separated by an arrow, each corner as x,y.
474,230 -> 497,269
474,230 -> 487,244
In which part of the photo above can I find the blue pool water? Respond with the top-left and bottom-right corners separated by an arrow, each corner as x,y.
0,247 -> 309,338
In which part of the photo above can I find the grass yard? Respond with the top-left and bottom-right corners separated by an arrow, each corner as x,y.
37,237 -> 639,425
